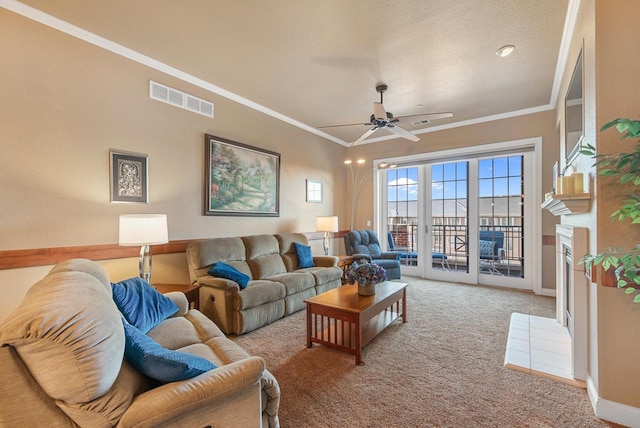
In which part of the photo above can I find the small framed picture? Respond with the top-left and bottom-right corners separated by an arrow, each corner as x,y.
110,150 -> 148,203
552,161 -> 559,194
306,179 -> 323,203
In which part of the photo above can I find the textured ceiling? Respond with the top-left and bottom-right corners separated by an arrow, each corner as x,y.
17,0 -> 570,146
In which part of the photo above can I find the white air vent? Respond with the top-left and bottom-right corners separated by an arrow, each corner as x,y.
411,119 -> 430,126
149,81 -> 214,118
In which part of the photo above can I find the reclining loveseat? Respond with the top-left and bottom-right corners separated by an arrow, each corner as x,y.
0,258 -> 280,427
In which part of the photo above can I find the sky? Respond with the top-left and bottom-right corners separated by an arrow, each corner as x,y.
388,156 -> 523,202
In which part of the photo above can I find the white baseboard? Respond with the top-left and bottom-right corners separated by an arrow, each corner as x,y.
587,375 -> 640,427
537,288 -> 556,297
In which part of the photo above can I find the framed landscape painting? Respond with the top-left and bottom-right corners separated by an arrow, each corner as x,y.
205,134 -> 280,216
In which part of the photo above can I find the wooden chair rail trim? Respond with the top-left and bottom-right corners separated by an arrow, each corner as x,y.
0,231 -> 349,270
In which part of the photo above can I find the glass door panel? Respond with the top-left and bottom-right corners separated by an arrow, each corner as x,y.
478,155 -> 525,282
427,161 -> 471,281
387,167 -> 419,269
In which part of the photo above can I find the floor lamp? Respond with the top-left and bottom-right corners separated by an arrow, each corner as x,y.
316,216 -> 338,255
345,159 -> 373,230
119,214 -> 168,282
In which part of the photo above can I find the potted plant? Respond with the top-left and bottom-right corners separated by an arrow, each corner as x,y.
345,259 -> 387,296
580,118 -> 640,303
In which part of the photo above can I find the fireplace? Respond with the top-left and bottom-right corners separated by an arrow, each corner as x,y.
555,225 -> 588,381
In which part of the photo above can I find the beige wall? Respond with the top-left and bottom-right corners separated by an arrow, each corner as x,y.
0,9 -> 347,321
558,0 -> 640,409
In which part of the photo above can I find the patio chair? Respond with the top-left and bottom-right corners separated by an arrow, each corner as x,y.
479,230 -> 505,275
387,232 -> 450,270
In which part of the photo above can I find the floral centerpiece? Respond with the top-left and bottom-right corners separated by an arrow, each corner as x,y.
346,259 -> 387,295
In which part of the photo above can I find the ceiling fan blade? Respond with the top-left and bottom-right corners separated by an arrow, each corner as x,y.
394,112 -> 454,123
318,122 -> 371,129
372,102 -> 387,121
352,127 -> 378,146
387,124 -> 420,142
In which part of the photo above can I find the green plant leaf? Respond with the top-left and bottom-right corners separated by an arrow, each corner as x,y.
634,294 -> 640,303
625,287 -> 636,294
600,118 -> 624,132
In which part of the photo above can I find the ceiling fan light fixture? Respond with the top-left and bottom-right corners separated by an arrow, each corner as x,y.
496,45 -> 515,57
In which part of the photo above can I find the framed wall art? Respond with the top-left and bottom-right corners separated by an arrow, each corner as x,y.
205,134 -> 280,216
306,179 -> 323,203
110,150 -> 148,203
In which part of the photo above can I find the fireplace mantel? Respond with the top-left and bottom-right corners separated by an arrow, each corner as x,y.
542,193 -> 591,216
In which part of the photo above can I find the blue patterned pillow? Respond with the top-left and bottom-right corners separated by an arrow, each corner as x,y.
123,323 -> 216,383
293,242 -> 315,268
208,262 -> 250,289
111,277 -> 179,333
479,240 -> 496,257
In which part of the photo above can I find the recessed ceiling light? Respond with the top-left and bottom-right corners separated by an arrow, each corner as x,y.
496,45 -> 515,57
416,104 -> 423,109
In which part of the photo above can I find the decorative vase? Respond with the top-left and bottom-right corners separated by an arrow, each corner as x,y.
358,281 -> 377,296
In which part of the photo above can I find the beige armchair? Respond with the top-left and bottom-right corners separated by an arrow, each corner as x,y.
0,259 -> 280,428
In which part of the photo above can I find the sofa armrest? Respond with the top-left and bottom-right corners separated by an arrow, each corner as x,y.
119,356 -> 265,428
163,292 -> 189,317
312,255 -> 339,267
379,252 -> 400,260
351,254 -> 372,263
196,275 -> 241,291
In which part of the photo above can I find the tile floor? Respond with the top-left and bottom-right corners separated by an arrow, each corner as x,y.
504,313 -> 583,387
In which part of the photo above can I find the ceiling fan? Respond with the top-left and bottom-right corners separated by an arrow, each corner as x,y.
319,84 -> 453,146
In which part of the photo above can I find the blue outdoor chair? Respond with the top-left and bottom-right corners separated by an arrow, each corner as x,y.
479,230 -> 505,275
387,232 -> 450,270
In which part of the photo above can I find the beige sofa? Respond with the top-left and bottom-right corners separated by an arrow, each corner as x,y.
187,233 -> 343,335
0,259 -> 280,428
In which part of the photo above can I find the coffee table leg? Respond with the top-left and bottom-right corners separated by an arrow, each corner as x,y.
306,304 -> 313,348
355,316 -> 364,365
402,288 -> 407,323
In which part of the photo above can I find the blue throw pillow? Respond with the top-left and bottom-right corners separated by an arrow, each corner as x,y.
208,262 -> 250,289
293,242 -> 315,268
123,323 -> 216,383
111,277 -> 179,333
479,240 -> 496,257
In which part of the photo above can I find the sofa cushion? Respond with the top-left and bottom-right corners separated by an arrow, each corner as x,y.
305,266 -> 344,285
243,235 -> 287,278
293,242 -> 314,268
209,262 -> 250,289
123,323 -> 216,383
265,272 -> 316,295
111,277 -> 179,333
186,237 -> 248,281
0,270 -> 124,404
233,281 -> 286,311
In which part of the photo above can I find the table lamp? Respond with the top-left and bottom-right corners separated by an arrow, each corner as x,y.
119,214 -> 168,282
316,216 -> 338,255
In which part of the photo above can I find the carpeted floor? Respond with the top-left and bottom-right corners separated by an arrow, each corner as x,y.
230,277 -> 622,427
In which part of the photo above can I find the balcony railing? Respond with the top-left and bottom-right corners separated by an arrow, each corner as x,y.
389,219 -> 524,277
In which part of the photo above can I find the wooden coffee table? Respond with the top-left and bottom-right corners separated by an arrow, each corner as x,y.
305,281 -> 408,365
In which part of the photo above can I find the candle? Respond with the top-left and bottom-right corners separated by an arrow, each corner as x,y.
561,175 -> 574,194
573,173 -> 584,193
556,177 -> 563,194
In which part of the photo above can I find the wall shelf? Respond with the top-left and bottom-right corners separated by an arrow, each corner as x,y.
541,193 -> 591,216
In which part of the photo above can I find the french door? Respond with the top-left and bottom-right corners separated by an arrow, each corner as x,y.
383,144 -> 536,290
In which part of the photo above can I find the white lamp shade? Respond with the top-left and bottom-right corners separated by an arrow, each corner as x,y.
316,216 -> 339,232
119,214 -> 168,246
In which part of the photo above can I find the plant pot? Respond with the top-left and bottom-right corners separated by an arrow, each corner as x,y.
358,282 -> 376,296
